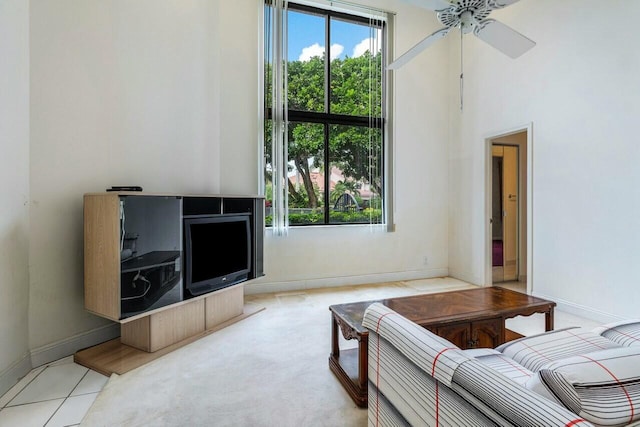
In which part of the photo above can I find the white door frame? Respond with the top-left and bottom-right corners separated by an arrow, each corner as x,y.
484,123 -> 533,294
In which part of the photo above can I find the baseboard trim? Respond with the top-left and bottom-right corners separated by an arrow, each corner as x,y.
244,268 -> 449,295
448,269 -> 484,287
30,323 -> 120,368
532,292 -> 626,325
0,352 -> 32,399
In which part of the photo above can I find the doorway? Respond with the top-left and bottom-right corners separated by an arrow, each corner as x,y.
491,145 -> 519,283
485,126 -> 531,293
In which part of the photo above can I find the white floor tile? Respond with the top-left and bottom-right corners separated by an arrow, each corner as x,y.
46,356 -> 74,367
71,371 -> 108,396
45,393 -> 98,427
0,366 -> 46,409
8,364 -> 88,407
0,399 -> 64,427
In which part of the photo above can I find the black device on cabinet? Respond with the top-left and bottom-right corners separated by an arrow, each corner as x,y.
183,214 -> 252,297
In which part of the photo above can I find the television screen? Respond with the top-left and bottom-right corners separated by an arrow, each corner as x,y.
184,215 -> 251,296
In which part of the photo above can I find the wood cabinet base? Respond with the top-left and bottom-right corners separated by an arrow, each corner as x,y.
76,284 -> 260,377
121,299 -> 206,352
74,303 -> 264,377
119,285 -> 245,353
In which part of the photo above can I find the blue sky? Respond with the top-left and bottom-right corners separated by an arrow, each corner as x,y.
287,10 -> 380,61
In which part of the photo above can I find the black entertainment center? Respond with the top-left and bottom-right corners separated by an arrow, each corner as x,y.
83,192 -> 264,321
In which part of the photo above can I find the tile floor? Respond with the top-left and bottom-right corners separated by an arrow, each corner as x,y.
0,356 -> 108,427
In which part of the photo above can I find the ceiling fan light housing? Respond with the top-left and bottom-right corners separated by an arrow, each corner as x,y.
459,11 -> 477,33
438,0 -> 492,29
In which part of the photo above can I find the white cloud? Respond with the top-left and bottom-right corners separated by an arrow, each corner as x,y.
330,43 -> 344,60
298,43 -> 344,61
353,30 -> 383,58
299,43 -> 323,61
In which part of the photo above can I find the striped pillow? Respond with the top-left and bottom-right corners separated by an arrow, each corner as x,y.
593,320 -> 640,347
497,327 -> 621,372
538,346 -> 640,426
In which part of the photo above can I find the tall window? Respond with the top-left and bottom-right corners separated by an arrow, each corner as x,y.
263,1 -> 387,229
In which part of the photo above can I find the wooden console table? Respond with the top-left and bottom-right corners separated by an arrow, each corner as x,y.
328,286 -> 556,407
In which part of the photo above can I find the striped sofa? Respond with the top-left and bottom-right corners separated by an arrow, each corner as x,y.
363,303 -> 640,427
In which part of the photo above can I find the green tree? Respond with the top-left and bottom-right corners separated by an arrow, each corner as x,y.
330,179 -> 361,205
265,51 -> 383,211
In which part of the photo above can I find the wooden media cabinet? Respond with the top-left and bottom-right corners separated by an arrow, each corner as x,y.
75,192 -> 264,375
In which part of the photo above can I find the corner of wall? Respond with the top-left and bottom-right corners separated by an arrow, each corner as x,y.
0,353 -> 32,400
29,323 -> 120,369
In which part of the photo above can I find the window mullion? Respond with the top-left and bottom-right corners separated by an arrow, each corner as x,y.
323,124 -> 330,224
324,13 -> 331,224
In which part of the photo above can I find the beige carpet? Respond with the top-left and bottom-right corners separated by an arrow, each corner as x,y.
80,277 -> 601,426
81,278 -> 479,426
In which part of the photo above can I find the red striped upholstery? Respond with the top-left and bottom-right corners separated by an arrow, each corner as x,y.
537,347 -> 640,426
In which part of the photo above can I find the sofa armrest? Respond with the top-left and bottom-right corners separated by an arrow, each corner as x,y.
592,319 -> 640,347
363,302 -> 469,386
453,359 -> 593,426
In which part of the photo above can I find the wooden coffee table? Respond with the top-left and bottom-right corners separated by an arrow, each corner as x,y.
328,286 -> 556,407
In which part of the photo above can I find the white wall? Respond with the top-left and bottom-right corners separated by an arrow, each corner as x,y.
218,1 -> 260,194
448,0 -> 640,320
21,0 -> 452,365
29,0 -> 223,352
0,0 -> 31,393
26,0 -> 452,357
249,0 -> 452,292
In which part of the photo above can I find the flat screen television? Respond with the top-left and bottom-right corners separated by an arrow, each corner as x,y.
183,214 -> 251,297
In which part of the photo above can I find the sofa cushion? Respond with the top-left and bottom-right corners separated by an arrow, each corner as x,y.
537,346 -> 640,426
593,320 -> 640,347
496,327 -> 621,372
464,348 -> 534,386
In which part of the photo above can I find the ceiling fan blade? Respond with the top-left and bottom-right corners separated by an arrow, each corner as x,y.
488,0 -> 523,8
388,27 -> 451,70
399,0 -> 453,12
474,19 -> 535,59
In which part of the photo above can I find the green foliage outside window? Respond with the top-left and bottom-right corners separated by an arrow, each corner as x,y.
264,6 -> 384,226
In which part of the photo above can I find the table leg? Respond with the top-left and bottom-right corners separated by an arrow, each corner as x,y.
358,334 -> 368,391
545,307 -> 554,331
331,314 -> 340,358
328,311 -> 368,407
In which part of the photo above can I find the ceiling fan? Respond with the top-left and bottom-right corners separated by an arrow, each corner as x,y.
389,0 -> 535,70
